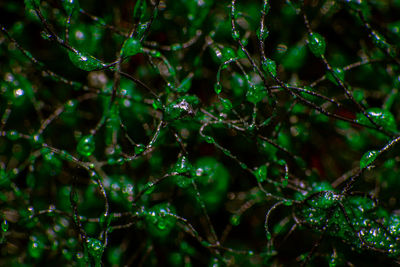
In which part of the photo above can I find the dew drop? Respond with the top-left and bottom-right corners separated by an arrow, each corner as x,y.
134,144 -> 146,154
360,150 -> 378,169
214,83 -> 222,94
230,214 -> 240,226
68,50 -> 105,71
1,219 -> 8,232
262,58 -> 277,77
246,85 -> 267,104
77,135 -> 95,157
257,27 -> 269,41
254,165 -> 267,183
308,32 -> 326,57
326,67 -> 345,86
28,237 -> 45,259
62,0 -> 79,15
356,108 -> 397,132
220,97 -> 232,110
86,237 -> 104,261
121,38 -> 142,57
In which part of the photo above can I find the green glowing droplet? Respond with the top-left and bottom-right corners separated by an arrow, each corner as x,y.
230,215 -> 240,226
232,30 -> 240,41
173,156 -> 193,174
204,136 -> 215,144
371,31 -> 390,50
6,131 -> 19,141
68,50 -> 105,71
121,38 -> 142,57
1,219 -> 8,232
240,162 -> 247,169
40,30 -> 51,41
134,144 -> 146,154
356,108 -> 397,132
28,237 -> 45,259
220,98 -> 232,110
150,50 -> 161,57
152,99 -> 163,110
77,135 -> 95,157
284,200 -> 293,206
262,58 -> 277,77
86,238 -> 104,261
254,165 -> 267,183
246,84 -> 267,104
214,83 -> 222,94
177,76 -> 192,93
308,33 -> 326,57
222,47 -> 236,61
146,203 -> 177,237
326,68 -> 345,86
308,191 -> 338,209
263,2 -> 271,13
257,27 -> 269,41
62,0 -> 79,15
164,95 -> 199,121
266,231 -> 272,240
360,150 -> 379,169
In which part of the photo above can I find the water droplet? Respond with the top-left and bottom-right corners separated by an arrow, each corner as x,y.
86,237 -> 104,260
214,83 -> 222,94
176,76 -> 192,93
171,43 -> 182,51
232,30 -> 240,41
164,95 -> 199,121
146,203 -> 177,237
134,144 -> 146,154
371,31 -> 390,50
77,135 -> 95,157
254,165 -> 267,183
222,47 -> 236,61
68,50 -> 105,71
257,27 -> 269,41
150,50 -> 161,57
219,97 -> 232,110
62,0 -> 79,15
28,237 -> 45,259
308,32 -> 326,57
204,136 -> 215,144
246,84 -> 267,104
326,68 -> 345,86
230,215 -> 240,226
6,131 -> 19,141
1,219 -> 8,232
266,231 -> 272,240
121,38 -> 142,57
356,108 -> 397,132
263,2 -> 271,13
360,150 -> 378,169
152,99 -> 163,110
173,156 -> 194,175
262,58 -> 277,77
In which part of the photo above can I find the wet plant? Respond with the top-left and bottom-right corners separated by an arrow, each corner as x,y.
1,0 -> 400,266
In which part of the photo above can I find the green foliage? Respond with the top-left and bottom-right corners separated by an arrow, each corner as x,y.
1,0 -> 400,266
